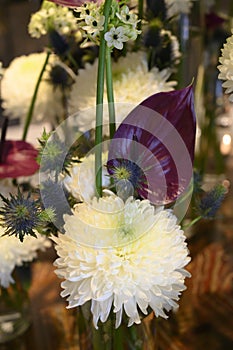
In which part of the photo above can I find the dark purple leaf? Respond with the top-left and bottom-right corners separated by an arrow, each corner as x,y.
107,85 -> 196,205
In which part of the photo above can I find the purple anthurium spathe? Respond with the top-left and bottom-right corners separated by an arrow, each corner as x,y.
50,0 -> 103,7
0,140 -> 39,179
107,85 -> 196,205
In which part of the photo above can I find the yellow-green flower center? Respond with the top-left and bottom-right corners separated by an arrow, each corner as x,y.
114,166 -> 131,181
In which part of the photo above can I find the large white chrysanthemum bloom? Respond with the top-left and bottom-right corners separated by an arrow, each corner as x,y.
218,31 -> 233,102
165,0 -> 193,18
1,52 -> 63,123
0,227 -> 51,288
53,195 -> 190,328
69,52 -> 176,132
62,152 -> 110,202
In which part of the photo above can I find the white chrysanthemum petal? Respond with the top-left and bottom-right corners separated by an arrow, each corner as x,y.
218,31 -> 233,101
1,53 -> 63,123
53,195 -> 190,328
0,227 -> 51,288
69,52 -> 177,133
62,152 -> 110,201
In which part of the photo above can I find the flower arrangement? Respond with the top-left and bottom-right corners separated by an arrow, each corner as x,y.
0,0 -> 229,347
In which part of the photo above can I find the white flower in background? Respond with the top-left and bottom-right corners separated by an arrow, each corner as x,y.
165,0 -> 193,18
1,52 -> 63,123
63,152 -> 110,202
204,0 -> 215,13
161,29 -> 181,64
0,227 -> 51,288
218,31 -> 233,102
28,0 -> 78,39
105,26 -> 128,50
53,194 -> 190,328
69,52 -> 176,132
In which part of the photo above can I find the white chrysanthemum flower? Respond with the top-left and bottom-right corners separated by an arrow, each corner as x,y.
0,227 -> 51,288
69,52 -> 176,132
1,52 -> 63,123
53,195 -> 190,328
63,152 -> 110,202
104,26 -> 129,50
165,0 -> 193,18
218,31 -> 233,102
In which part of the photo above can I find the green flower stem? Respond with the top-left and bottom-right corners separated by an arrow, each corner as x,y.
22,50 -> 51,141
134,0 -> 143,49
66,51 -> 79,71
137,0 -> 143,33
106,46 -> 116,139
182,215 -> 202,230
95,0 -> 112,197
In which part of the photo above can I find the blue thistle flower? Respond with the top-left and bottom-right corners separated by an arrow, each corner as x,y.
198,184 -> 227,219
49,29 -> 69,56
0,190 -> 40,242
49,63 -> 75,90
107,158 -> 148,199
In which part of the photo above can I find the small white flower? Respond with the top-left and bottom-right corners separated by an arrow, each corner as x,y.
82,14 -> 105,38
53,195 -> 190,328
0,227 -> 51,288
116,5 -> 139,28
218,31 -> 233,102
75,3 -> 100,20
104,26 -> 128,50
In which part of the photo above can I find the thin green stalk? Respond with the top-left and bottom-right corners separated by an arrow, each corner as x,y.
106,46 -> 116,139
66,51 -> 79,71
95,0 -> 112,196
182,215 -> 202,230
22,50 -> 51,141
134,0 -> 143,50
137,0 -> 143,33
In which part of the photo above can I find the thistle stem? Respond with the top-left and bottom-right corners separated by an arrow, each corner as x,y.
182,215 -> 202,230
95,0 -> 112,197
22,50 -> 51,141
106,46 -> 116,139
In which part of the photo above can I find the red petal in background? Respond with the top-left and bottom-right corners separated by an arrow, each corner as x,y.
0,140 -> 39,179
